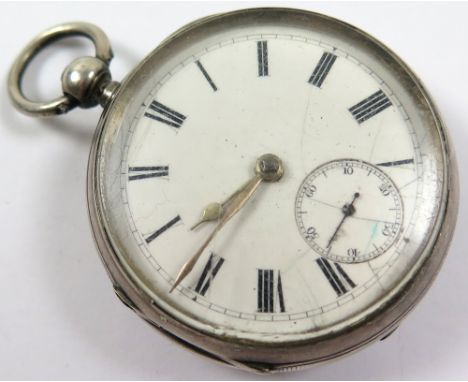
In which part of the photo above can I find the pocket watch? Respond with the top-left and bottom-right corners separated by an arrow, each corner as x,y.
8,7 -> 458,373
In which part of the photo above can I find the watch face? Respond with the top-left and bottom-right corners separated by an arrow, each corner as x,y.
96,9 -> 447,345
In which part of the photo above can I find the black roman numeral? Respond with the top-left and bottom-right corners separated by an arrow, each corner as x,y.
257,269 -> 285,313
128,166 -> 169,181
194,253 -> 225,296
257,41 -> 269,77
376,158 -> 414,167
146,215 -> 181,244
308,52 -> 337,87
195,60 -> 218,92
316,258 -> 356,297
144,100 -> 186,128
349,90 -> 392,124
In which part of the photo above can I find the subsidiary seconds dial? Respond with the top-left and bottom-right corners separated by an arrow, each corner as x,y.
296,159 -> 403,263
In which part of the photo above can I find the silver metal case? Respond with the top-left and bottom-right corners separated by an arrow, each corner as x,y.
86,8 -> 459,373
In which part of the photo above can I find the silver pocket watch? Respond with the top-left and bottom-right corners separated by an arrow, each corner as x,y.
8,8 -> 458,373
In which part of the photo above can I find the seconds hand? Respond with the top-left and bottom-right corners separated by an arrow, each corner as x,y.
327,192 -> 360,248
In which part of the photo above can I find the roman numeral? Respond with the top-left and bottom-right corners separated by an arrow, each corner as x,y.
146,215 -> 181,244
144,100 -> 186,128
128,166 -> 169,181
194,253 -> 225,296
257,41 -> 269,77
349,90 -> 392,124
257,269 -> 285,313
316,258 -> 356,297
195,60 -> 218,92
308,52 -> 337,87
376,158 -> 414,167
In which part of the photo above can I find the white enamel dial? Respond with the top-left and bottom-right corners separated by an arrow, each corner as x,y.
295,159 -> 403,263
98,15 -> 445,345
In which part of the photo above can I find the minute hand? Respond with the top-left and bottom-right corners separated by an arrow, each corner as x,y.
170,174 -> 263,292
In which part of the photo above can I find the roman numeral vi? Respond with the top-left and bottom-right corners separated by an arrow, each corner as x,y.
257,269 -> 285,313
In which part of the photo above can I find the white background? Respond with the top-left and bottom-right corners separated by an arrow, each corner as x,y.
0,1 -> 467,380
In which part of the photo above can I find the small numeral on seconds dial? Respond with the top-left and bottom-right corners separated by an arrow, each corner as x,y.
194,253 -> 225,296
145,100 -> 186,128
316,258 -> 356,296
257,269 -> 285,313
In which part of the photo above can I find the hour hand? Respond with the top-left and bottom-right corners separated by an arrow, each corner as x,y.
190,179 -> 248,230
190,202 -> 223,230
